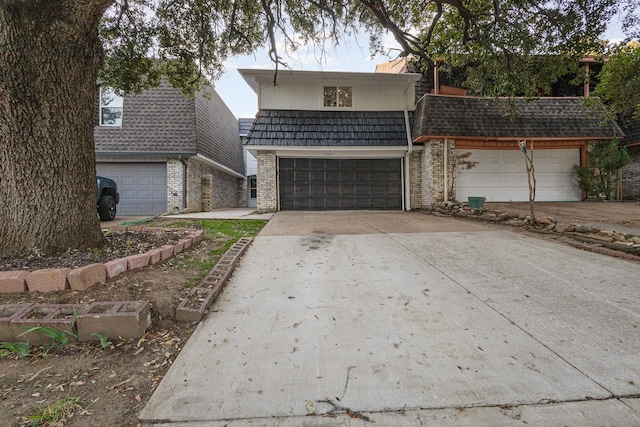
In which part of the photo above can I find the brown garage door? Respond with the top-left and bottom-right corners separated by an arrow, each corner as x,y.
279,158 -> 402,210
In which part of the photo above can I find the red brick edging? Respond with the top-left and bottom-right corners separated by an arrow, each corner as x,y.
0,227 -> 204,294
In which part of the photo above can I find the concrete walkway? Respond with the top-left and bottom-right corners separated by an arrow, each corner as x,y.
140,211 -> 640,426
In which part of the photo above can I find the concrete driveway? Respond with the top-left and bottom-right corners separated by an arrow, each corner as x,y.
140,211 -> 640,426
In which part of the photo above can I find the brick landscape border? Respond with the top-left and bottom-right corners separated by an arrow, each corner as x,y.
430,202 -> 640,262
175,237 -> 253,322
0,301 -> 151,343
0,227 -> 204,294
0,236 -> 254,342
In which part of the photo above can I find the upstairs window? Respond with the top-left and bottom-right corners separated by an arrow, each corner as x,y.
100,87 -> 123,126
324,86 -> 352,107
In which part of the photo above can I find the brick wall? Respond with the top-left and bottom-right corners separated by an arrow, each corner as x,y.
257,151 -> 277,212
238,178 -> 248,208
186,159 -> 205,212
187,158 -> 242,211
202,175 -> 213,211
209,168 -> 241,209
445,141 -> 456,201
418,139 -> 456,208
409,150 -> 423,209
167,159 -> 184,213
622,146 -> 640,200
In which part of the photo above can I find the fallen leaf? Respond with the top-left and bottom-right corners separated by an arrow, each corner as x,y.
306,400 -> 316,414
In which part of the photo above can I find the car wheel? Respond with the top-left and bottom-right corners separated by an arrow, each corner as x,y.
98,195 -> 117,221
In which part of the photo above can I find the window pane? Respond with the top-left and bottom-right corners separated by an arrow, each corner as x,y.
338,87 -> 352,107
250,178 -> 257,198
101,107 -> 123,126
101,87 -> 123,108
323,87 -> 337,107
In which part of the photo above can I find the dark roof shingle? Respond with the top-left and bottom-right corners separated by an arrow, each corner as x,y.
246,110 -> 408,147
413,95 -> 623,141
619,118 -> 640,146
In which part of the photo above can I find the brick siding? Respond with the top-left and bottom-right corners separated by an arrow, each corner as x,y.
257,151 -> 277,212
187,158 -> 242,211
409,150 -> 423,209
418,139 -> 456,208
238,178 -> 249,208
167,159 -> 184,213
622,146 -> 640,200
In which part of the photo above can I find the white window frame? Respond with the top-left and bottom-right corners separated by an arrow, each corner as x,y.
100,87 -> 124,126
323,86 -> 352,108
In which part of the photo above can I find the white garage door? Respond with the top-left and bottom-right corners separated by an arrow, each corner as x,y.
96,163 -> 167,215
456,149 -> 581,202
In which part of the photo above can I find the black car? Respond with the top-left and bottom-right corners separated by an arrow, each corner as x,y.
97,176 -> 120,221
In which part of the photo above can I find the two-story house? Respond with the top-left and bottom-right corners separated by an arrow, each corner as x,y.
240,68 -> 621,212
241,69 -> 421,211
94,82 -> 245,216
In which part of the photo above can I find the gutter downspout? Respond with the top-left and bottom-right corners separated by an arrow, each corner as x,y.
403,79 -> 413,211
444,138 -> 448,202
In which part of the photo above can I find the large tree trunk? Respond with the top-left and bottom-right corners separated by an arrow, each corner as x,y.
0,0 -> 113,257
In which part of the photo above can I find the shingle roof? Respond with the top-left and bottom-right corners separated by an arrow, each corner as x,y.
239,118 -> 254,137
619,118 -> 640,146
413,95 -> 623,141
246,110 -> 408,147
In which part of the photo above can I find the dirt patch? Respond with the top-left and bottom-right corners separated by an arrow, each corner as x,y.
0,221 -> 253,426
485,201 -> 640,236
0,229 -> 191,272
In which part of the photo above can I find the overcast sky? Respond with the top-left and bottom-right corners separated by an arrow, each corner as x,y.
214,18 -> 628,119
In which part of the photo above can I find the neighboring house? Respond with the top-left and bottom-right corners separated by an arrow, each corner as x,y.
241,68 -> 621,211
94,82 -> 245,215
390,56 -> 638,200
240,118 -> 258,208
620,119 -> 640,200
412,95 -> 621,204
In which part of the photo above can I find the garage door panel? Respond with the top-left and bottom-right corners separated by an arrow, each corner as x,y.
341,185 -> 356,196
456,149 -> 580,202
279,158 -> 402,210
325,199 -> 339,209
96,162 -> 167,216
311,171 -> 325,181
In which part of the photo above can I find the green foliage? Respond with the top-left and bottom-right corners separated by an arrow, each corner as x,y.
25,394 -> 83,426
17,326 -> 70,354
200,219 -> 267,240
0,341 -> 31,358
151,219 -> 266,288
94,0 -> 640,99
592,42 -> 640,120
574,139 -> 631,200
15,311 -> 79,354
98,0 -> 353,95
91,332 -> 113,349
